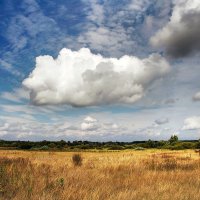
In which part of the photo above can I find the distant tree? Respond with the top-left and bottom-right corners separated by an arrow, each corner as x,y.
196,139 -> 200,149
146,140 -> 156,148
11,142 -> 18,147
58,140 -> 66,148
48,143 -> 56,148
169,135 -> 179,144
157,140 -> 167,147
19,143 -> 33,149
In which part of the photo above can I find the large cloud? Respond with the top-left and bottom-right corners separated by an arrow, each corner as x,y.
23,48 -> 170,107
150,0 -> 200,58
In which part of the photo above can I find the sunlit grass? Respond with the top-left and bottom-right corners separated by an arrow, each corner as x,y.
0,149 -> 199,200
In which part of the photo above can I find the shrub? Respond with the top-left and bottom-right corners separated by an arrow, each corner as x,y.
72,154 -> 82,166
108,145 -> 124,150
57,178 -> 64,187
39,145 -> 49,150
169,142 -> 195,150
79,144 -> 91,149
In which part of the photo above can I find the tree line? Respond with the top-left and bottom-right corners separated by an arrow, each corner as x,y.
0,135 -> 200,151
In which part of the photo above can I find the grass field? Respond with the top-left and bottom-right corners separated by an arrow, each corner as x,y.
0,149 -> 200,200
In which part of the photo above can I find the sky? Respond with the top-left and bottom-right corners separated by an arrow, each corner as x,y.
0,0 -> 200,141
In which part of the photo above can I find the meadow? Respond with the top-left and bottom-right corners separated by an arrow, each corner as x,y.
0,149 -> 200,200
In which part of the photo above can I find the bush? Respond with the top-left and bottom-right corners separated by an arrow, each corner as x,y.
169,142 -> 195,150
39,145 -> 49,150
108,145 -> 124,150
72,154 -> 82,166
79,144 -> 92,149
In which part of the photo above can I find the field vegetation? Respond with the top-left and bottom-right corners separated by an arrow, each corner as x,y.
0,149 -> 200,200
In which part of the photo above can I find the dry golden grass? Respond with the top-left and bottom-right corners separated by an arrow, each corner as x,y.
0,149 -> 200,200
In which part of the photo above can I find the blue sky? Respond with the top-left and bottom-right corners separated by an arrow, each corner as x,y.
0,0 -> 200,141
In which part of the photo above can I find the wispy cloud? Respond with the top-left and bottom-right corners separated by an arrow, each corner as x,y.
0,59 -> 23,77
1,88 -> 29,103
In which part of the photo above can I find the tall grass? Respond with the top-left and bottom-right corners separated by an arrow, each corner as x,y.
0,150 -> 199,200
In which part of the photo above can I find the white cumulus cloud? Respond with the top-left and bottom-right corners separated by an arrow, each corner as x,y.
81,116 -> 99,131
23,48 -> 170,107
182,116 -> 200,130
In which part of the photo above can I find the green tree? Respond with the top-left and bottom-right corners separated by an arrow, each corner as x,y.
169,135 -> 178,144
146,140 -> 156,148
196,139 -> 200,149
